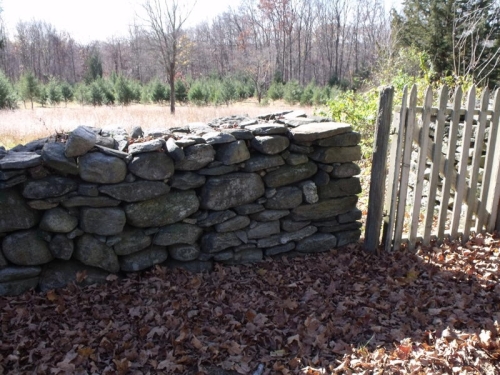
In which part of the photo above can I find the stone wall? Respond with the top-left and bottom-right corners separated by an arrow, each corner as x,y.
0,111 -> 362,296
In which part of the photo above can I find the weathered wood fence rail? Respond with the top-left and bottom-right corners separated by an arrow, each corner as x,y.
365,84 -> 500,252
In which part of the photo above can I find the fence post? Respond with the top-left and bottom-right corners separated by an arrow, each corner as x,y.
364,86 -> 394,253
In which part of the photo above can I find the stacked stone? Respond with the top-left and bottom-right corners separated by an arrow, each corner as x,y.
0,112 -> 362,295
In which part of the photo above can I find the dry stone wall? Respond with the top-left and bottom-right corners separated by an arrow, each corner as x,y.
0,111 -> 362,296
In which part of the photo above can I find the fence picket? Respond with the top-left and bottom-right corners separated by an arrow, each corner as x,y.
423,86 -> 448,245
364,87 -> 394,253
463,89 -> 489,241
408,87 -> 433,250
478,89 -> 500,231
383,87 -> 408,251
437,86 -> 463,240
393,85 -> 418,251
486,89 -> 500,232
451,86 -> 476,239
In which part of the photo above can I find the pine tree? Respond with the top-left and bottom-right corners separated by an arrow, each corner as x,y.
18,71 -> 40,109
0,69 -> 17,109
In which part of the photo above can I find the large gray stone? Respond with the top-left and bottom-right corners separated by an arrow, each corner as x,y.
0,266 -> 41,282
80,207 -> 126,235
300,180 -> 319,204
153,223 -> 203,246
22,176 -> 78,199
112,230 -> 152,255
0,169 -> 24,181
128,139 -> 164,154
49,234 -> 74,260
338,208 -> 362,223
201,232 -> 241,253
318,221 -> 362,233
233,204 -> 265,215
285,153 -> 309,166
169,172 -> 206,190
38,260 -> 109,292
290,122 -> 352,142
119,245 -> 168,272
331,162 -> 361,178
202,132 -> 236,144
41,143 -> 78,175
79,152 -> 127,183
309,146 -> 362,163
317,132 -> 361,147
39,208 -> 78,233
0,152 -> 42,169
168,244 -> 200,262
128,152 -> 174,180
166,138 -> 184,161
99,181 -> 170,202
215,216 -> 250,232
318,178 -> 361,199
251,136 -> 289,155
250,210 -> 290,222
265,242 -> 295,256
124,190 -> 200,228
243,155 -> 285,172
0,174 -> 27,189
0,189 -> 39,233
281,219 -> 311,232
200,173 -> 265,210
175,144 -> 215,170
265,186 -> 302,209
291,196 -> 358,221
245,124 -> 288,135
228,248 -> 263,263
74,234 -> 120,272
257,225 -> 317,248
0,278 -> 39,296
216,140 -> 250,165
263,162 -> 318,188
65,126 -> 97,157
247,220 -> 280,239
296,233 -> 337,252
197,210 -> 236,227
2,230 -> 54,265
221,128 -> 254,140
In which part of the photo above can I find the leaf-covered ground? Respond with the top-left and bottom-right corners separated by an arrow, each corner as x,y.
1,235 -> 499,374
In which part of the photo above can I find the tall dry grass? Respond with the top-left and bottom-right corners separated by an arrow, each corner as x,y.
0,100 -> 310,149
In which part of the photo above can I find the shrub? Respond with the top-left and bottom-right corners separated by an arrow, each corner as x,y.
0,70 -> 18,109
18,71 -> 40,109
283,80 -> 303,104
267,82 -> 284,101
60,81 -> 73,105
47,79 -> 62,106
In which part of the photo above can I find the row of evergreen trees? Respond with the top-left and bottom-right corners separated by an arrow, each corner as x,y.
0,69 -> 342,110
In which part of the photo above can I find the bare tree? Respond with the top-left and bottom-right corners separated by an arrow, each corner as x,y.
141,0 -> 196,114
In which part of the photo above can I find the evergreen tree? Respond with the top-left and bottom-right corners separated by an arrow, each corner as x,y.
84,51 -> 103,83
392,0 -> 500,85
18,71 -> 40,109
60,81 -> 73,106
0,69 -> 17,109
47,78 -> 62,106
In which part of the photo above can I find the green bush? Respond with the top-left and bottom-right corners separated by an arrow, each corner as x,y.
18,71 -> 40,109
175,80 -> 188,103
47,79 -> 62,106
0,70 -> 18,109
267,82 -> 284,101
60,81 -> 73,105
114,75 -> 135,105
283,80 -> 303,104
148,80 -> 170,104
187,80 -> 206,104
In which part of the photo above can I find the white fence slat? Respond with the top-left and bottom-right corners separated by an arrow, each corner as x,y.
408,87 -> 433,250
478,89 -> 500,231
486,89 -> 500,232
437,86 -> 463,240
463,89 -> 489,240
451,86 -> 476,239
384,87 -> 408,251
393,85 -> 418,251
423,85 -> 448,245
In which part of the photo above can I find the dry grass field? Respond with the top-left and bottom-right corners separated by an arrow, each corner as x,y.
0,100 -> 312,149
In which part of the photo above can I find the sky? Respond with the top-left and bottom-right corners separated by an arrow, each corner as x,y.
1,0 -> 401,44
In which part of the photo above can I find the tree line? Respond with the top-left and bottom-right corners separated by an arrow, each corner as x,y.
0,0 -> 499,112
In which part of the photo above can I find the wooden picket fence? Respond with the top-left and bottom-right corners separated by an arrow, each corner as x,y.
365,84 -> 500,252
